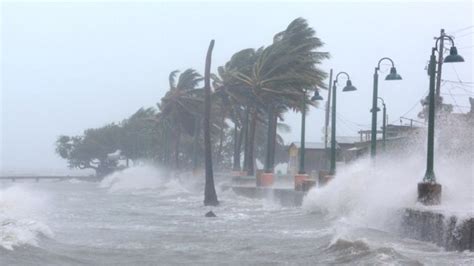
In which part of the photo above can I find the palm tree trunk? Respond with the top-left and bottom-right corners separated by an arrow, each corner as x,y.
216,111 -> 226,169
192,117 -> 200,172
270,113 -> 278,170
230,107 -> 242,172
232,125 -> 242,171
162,128 -> 170,165
203,40 -> 218,206
264,105 -> 275,173
247,107 -> 257,176
242,107 -> 250,173
175,128 -> 181,169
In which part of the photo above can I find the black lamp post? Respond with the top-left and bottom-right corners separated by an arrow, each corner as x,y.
298,89 -> 323,175
371,97 -> 387,150
294,89 -> 323,191
378,97 -> 387,150
329,72 -> 357,175
370,58 -> 402,159
418,33 -> 464,205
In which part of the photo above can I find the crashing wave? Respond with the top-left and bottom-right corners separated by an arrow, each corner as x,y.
0,186 -> 52,250
99,165 -> 190,196
0,217 -> 52,250
325,237 -> 421,265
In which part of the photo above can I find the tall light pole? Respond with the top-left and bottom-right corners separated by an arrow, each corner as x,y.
324,69 -> 333,150
294,89 -> 323,190
329,72 -> 357,176
435,29 -> 445,99
418,32 -> 464,205
379,97 -> 387,150
370,58 -> 402,159
371,97 -> 387,150
370,97 -> 387,149
298,93 -> 308,175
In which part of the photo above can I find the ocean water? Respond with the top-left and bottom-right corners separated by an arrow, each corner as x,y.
1,165 -> 473,265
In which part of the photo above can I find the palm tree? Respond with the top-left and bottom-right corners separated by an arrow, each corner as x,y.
212,48 -> 260,172
204,40 -> 219,206
233,17 -> 329,176
158,69 -> 204,169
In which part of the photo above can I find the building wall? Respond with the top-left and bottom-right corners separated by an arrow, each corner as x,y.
288,147 -> 329,176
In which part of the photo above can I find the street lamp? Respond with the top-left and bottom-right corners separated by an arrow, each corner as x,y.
328,72 -> 357,176
371,97 -> 387,150
370,57 -> 402,159
418,32 -> 464,205
294,89 -> 323,190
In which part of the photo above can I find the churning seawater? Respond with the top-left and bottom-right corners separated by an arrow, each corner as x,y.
1,165 -> 473,265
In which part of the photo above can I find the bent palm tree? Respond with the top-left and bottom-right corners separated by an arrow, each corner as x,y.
212,48 -> 260,172
233,17 -> 329,175
158,69 -> 204,169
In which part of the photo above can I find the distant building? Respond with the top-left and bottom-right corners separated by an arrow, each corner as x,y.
287,97 -> 473,176
288,142 -> 330,176
287,136 -> 364,176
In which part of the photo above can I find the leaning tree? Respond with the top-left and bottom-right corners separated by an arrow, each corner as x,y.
211,48 -> 261,172
232,17 -> 329,176
158,69 -> 204,169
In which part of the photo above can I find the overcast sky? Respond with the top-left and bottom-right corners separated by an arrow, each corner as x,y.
1,0 -> 472,174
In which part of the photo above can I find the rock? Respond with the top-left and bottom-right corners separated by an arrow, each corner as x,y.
205,211 -> 216,217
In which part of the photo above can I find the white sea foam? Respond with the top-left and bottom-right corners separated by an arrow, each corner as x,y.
99,165 -> 190,196
100,165 -> 164,192
303,131 -> 473,231
0,185 -> 52,250
161,179 -> 190,196
67,178 -> 84,184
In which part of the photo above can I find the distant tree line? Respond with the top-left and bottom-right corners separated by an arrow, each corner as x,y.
55,18 -> 329,177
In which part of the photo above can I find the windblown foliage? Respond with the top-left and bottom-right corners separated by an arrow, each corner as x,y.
56,17 -> 329,177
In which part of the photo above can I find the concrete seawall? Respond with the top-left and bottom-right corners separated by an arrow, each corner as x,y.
229,186 -> 305,207
401,208 -> 473,251
226,184 -> 473,252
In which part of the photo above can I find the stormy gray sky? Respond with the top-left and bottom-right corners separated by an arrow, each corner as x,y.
1,0 -> 472,174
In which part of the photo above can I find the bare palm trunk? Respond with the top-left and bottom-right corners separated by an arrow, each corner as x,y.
203,40 -> 218,206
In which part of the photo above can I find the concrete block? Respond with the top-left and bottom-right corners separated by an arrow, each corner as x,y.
257,173 -> 274,187
401,208 -> 473,251
294,174 -> 309,191
417,182 -> 442,205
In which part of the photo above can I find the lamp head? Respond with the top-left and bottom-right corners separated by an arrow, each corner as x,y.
385,67 -> 402,80
370,107 -> 381,113
342,80 -> 357,92
444,46 -> 464,63
311,90 -> 323,101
